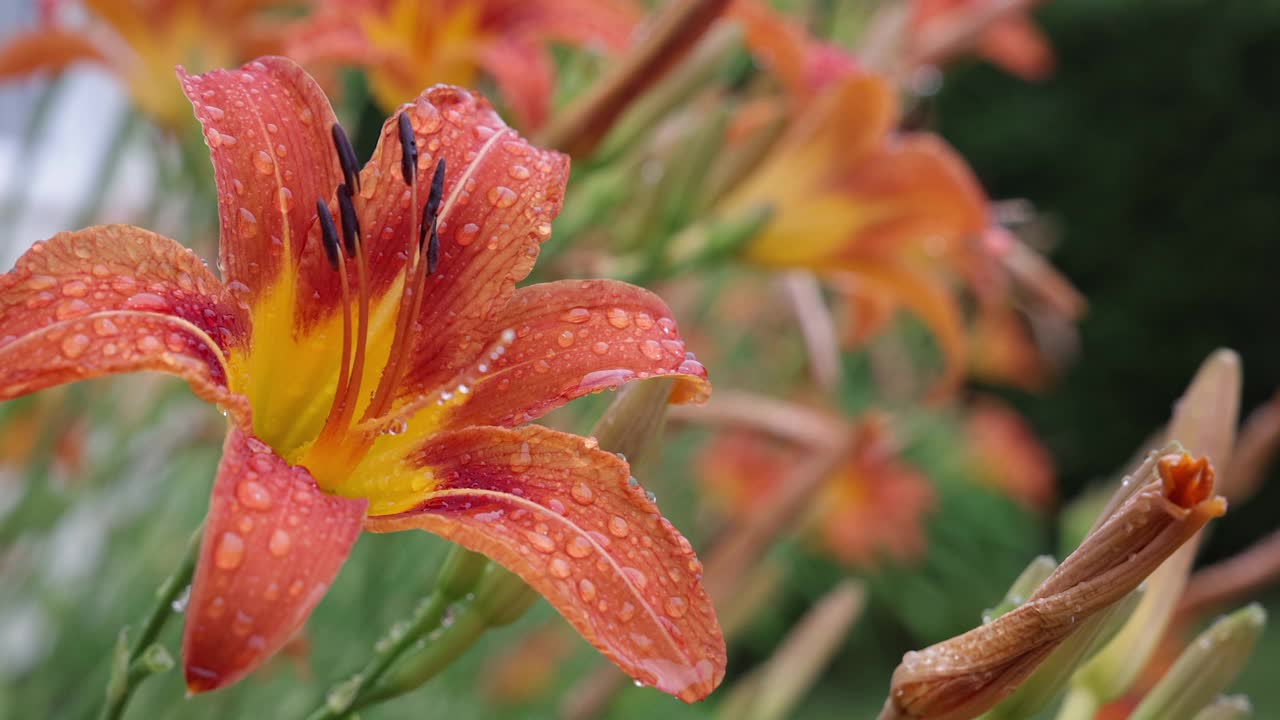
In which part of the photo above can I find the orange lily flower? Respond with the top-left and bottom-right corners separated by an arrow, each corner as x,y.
0,0 -> 292,129
726,2 -> 990,393
963,397 -> 1055,511
285,0 -> 640,130
0,57 -> 724,701
699,415 -> 935,568
909,0 -> 1054,82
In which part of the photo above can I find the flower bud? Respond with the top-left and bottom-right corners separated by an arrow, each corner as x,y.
878,448 -> 1225,720
1130,604 -> 1265,720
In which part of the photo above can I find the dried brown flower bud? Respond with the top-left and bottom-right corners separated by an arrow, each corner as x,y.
878,449 -> 1226,720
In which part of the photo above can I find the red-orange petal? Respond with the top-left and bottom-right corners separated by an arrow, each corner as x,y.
184,427 -> 367,693
445,280 -> 709,429
366,425 -> 726,702
350,87 -> 570,401
178,57 -> 344,308
0,226 -> 249,413
485,0 -> 642,51
477,36 -> 555,131
0,28 -> 110,79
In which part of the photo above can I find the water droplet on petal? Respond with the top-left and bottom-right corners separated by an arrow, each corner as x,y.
592,341 -> 609,355
549,557 -> 571,579
61,280 -> 88,297
577,579 -> 597,602
529,532 -> 556,553
623,567 -> 648,589
618,602 -> 636,622
640,340 -> 663,360
253,150 -> 274,175
236,479 -> 272,510
664,596 -> 688,618
557,331 -> 575,348
268,528 -> 292,557
54,299 -> 90,320
60,334 -> 89,358
570,482 -> 594,505
563,307 -> 590,324
511,443 -> 532,473
566,536 -> 594,558
488,185 -> 517,208
214,532 -> 245,569
508,164 -> 531,180
608,516 -> 630,538
457,223 -> 480,246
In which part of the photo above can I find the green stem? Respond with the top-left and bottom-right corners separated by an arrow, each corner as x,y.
98,522 -> 202,720
355,606 -> 491,708
73,111 -> 143,229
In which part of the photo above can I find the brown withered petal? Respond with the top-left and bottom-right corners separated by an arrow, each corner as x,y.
878,449 -> 1226,720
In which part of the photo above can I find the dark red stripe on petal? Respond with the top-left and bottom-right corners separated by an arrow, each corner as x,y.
365,425 -> 725,703
184,428 -> 367,693
444,280 -> 710,428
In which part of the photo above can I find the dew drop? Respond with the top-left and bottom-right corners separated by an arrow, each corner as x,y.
457,222 -> 480,246
566,536 -> 594,558
635,312 -> 655,329
549,557 -> 572,579
60,334 -> 89,358
487,185 -> 517,208
556,330 -> 575,348
253,150 -> 274,175
61,280 -> 88,297
623,567 -> 648,589
236,479 -> 272,510
570,482 -> 595,505
606,307 -> 631,329
54,298 -> 90,320
92,317 -> 119,336
592,341 -> 609,355
563,307 -> 591,324
268,529 -> 292,557
511,442 -> 532,473
640,340 -> 663,360
214,532 -> 245,569
577,579 -> 597,602
664,596 -> 689,619
508,164 -> 531,180
618,602 -> 636,622
529,532 -> 556,553
608,516 -> 630,538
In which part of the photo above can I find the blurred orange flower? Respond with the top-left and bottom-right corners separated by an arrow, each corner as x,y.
724,2 -> 991,394
286,0 -> 640,130
963,397 -> 1055,511
699,415 -> 935,568
0,0 -> 293,129
909,0 -> 1054,81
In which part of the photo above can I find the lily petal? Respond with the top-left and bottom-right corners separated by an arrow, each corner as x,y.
184,427 -> 367,693
445,280 -> 710,429
477,36 -> 555,130
483,0 -> 641,51
0,226 -> 249,413
178,57 -> 343,307
360,87 -> 570,402
366,425 -> 726,702
0,28 -> 110,79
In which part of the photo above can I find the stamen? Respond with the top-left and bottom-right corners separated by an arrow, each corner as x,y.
397,112 -> 417,186
331,123 -> 361,193
362,158 -> 446,420
419,160 -> 447,276
318,199 -> 354,422
336,184 -> 361,256
316,199 -> 341,271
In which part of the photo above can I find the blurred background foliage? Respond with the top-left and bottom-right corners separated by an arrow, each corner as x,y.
1,0 -> 1279,718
